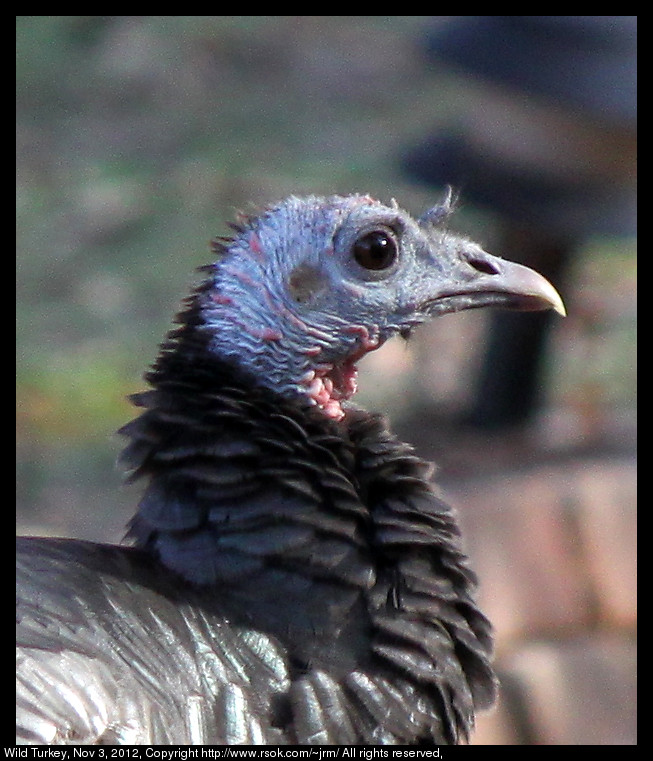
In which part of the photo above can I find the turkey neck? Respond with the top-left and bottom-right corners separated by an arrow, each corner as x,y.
119,297 -> 485,674
119,308 -> 369,645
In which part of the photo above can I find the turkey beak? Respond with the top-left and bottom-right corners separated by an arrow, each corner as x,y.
422,244 -> 566,317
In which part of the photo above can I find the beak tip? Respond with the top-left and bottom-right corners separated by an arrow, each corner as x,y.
539,278 -> 566,317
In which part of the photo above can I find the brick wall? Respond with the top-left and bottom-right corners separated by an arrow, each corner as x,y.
446,458 -> 637,744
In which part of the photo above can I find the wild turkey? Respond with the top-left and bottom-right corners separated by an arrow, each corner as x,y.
16,193 -> 564,745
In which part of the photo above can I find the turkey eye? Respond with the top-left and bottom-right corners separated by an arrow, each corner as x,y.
352,230 -> 397,271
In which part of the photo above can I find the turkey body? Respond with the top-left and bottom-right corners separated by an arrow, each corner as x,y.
17,194 -> 564,745
17,377 -> 493,744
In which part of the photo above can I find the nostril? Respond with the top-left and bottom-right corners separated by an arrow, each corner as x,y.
468,256 -> 500,276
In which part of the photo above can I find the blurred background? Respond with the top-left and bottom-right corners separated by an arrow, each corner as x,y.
16,17 -> 636,745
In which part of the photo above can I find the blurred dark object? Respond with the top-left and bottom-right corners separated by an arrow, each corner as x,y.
403,16 -> 637,430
